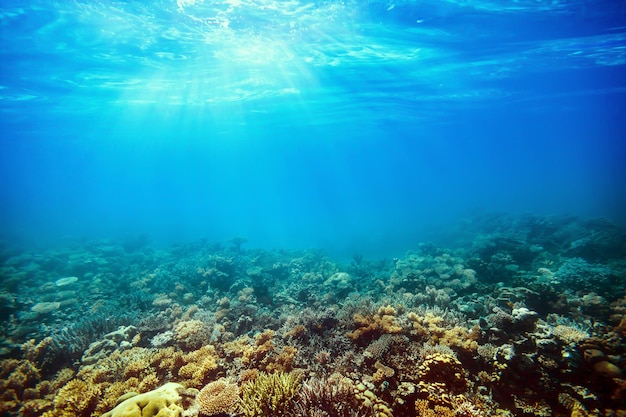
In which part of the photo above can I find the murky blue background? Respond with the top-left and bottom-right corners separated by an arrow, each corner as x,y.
1,0 -> 625,257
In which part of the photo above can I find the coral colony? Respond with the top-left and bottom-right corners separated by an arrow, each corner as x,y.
1,214 -> 625,416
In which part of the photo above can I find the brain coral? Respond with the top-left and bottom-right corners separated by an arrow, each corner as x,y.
196,378 -> 239,416
100,382 -> 185,417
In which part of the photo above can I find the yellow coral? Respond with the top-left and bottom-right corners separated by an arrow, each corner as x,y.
372,361 -> 395,384
97,381 -> 135,415
415,399 -> 457,417
196,378 -> 239,416
407,313 -> 478,352
54,379 -> 101,417
150,347 -> 185,377
347,306 -> 403,343
353,381 -> 393,417
553,325 -> 589,344
2,359 -> 40,391
138,372 -> 161,393
178,345 -> 220,388
100,382 -> 185,417
439,326 -> 479,352
418,353 -> 468,395
239,371 -> 302,417
21,398 -> 53,417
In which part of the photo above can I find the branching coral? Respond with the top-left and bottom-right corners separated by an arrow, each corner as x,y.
241,330 -> 275,368
0,358 -> 42,415
266,345 -> 299,373
552,324 -> 589,345
239,371 -> 303,417
51,378 -> 101,417
224,330 -> 299,373
287,375 -> 377,417
178,345 -> 221,388
407,312 -> 478,351
414,398 -> 486,417
347,306 -> 403,344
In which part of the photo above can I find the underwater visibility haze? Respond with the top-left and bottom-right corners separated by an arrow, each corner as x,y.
2,1 -> 626,417
1,0 -> 625,255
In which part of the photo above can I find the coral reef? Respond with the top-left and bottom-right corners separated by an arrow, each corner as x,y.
0,214 -> 625,416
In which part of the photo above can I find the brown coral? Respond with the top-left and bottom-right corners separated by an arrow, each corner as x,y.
347,306 -> 403,344
372,360 -> 395,384
288,375 -> 376,417
417,353 -> 468,395
196,378 -> 240,416
266,345 -> 298,374
174,319 -> 213,351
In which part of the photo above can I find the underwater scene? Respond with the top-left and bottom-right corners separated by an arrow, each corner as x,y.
1,0 -> 626,416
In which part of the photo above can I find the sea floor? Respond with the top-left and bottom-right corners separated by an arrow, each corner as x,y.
1,213 -> 625,416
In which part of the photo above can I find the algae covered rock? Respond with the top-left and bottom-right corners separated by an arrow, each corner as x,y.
100,382 -> 185,417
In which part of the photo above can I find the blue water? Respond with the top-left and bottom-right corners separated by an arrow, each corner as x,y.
1,0 -> 625,257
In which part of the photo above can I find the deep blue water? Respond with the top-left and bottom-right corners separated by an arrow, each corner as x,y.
1,0 -> 625,258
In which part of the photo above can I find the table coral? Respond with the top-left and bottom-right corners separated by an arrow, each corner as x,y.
81,326 -> 139,365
